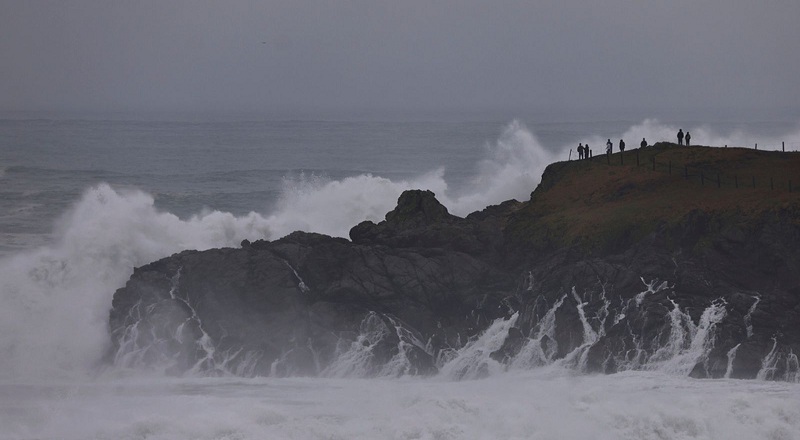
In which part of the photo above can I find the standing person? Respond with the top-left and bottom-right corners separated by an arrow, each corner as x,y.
677,129 -> 684,145
606,139 -> 613,155
641,138 -> 647,148
578,143 -> 584,159
619,139 -> 625,152
685,132 -> 691,146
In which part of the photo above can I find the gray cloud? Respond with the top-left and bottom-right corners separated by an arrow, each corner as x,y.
2,0 -> 799,118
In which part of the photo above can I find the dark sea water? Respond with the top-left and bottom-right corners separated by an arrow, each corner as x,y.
1,115 -> 799,439
0,119 -> 509,252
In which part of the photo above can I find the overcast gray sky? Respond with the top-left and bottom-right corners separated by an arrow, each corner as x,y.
1,0 -> 799,118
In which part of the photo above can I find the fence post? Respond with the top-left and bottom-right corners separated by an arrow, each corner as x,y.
717,174 -> 720,188
783,142 -> 785,152
755,143 -> 758,150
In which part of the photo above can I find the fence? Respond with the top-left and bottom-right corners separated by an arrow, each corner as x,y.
726,142 -> 800,152
649,157 -> 795,192
573,142 -> 800,193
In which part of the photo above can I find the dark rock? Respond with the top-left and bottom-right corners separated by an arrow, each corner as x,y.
109,184 -> 800,380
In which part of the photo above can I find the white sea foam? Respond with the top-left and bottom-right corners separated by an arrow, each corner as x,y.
579,118 -> 800,151
0,121 -> 553,381
445,120 -> 554,214
265,170 -> 448,239
2,373 -> 798,440
1,119 -> 799,383
266,120 -> 556,239
0,184 -> 272,380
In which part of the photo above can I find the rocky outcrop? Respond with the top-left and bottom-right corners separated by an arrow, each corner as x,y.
110,191 -> 516,377
350,189 -> 520,260
109,149 -> 800,380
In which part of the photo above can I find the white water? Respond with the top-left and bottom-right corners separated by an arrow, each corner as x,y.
2,119 -> 800,439
321,312 -> 432,378
2,373 -> 798,440
0,185 -> 273,381
647,299 -> 727,376
578,118 -> 800,152
510,295 -> 565,369
744,295 -> 760,338
0,120 -> 557,381
266,120 -> 554,237
439,313 -> 520,380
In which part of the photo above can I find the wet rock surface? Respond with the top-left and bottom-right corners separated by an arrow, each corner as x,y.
110,183 -> 800,379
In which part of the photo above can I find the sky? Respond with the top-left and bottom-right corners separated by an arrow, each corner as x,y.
1,0 -> 799,119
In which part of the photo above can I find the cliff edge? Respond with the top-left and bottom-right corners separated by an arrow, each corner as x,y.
109,144 -> 800,380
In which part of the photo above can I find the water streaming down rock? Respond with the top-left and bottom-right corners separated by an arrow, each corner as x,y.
725,344 -> 741,379
507,294 -> 565,369
441,282 -> 733,378
108,180 -> 800,381
744,295 -> 760,338
757,338 -> 780,381
111,266 -> 264,376
753,339 -> 800,382
109,264 -> 793,381
322,312 -> 434,378
439,313 -> 519,380
644,298 -> 727,376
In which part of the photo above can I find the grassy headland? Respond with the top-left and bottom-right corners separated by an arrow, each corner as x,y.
507,143 -> 800,255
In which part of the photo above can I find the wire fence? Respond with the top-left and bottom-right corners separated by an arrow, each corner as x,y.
647,156 -> 795,192
572,141 -> 800,193
721,141 -> 800,152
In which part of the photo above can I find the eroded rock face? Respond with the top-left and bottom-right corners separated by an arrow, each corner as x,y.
109,192 -> 515,377
109,189 -> 800,380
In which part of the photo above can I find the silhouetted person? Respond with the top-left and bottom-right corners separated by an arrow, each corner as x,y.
606,139 -> 612,155
640,138 -> 647,148
677,129 -> 684,145
578,143 -> 584,159
685,132 -> 691,146
619,139 -> 625,152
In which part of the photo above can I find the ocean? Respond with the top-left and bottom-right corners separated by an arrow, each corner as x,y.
1,115 -> 800,439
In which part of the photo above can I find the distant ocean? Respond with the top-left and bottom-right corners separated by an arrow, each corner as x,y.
2,116 -> 798,254
1,115 -> 799,439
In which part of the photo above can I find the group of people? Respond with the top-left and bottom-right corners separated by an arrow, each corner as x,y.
576,129 -> 694,160
576,138 -> 649,160
677,129 -> 691,146
576,143 -> 592,159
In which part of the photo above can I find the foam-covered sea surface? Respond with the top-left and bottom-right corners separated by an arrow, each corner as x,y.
4,371 -> 799,440
1,116 -> 800,439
